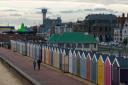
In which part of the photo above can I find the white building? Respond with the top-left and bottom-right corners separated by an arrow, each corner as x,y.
122,19 -> 128,40
114,28 -> 121,43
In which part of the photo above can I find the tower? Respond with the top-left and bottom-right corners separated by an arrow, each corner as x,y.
42,9 -> 47,24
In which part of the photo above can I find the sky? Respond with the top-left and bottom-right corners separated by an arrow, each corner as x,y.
0,0 -> 128,29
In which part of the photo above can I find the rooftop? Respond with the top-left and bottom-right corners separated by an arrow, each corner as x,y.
48,32 -> 97,43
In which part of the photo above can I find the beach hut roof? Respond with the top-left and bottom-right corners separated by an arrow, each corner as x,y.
65,48 -> 70,55
102,54 -> 108,62
93,53 -> 100,61
78,50 -> 83,55
116,57 -> 128,69
109,55 -> 116,64
48,32 -> 97,43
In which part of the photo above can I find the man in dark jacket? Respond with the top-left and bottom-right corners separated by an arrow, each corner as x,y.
37,59 -> 41,70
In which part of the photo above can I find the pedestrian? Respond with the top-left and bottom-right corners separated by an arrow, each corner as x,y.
33,59 -> 36,70
37,59 -> 41,70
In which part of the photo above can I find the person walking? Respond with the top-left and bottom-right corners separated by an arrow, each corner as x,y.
37,59 -> 41,70
33,59 -> 36,70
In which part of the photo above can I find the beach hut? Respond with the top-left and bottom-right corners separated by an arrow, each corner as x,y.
31,43 -> 34,57
39,44 -> 42,62
91,53 -> 100,84
53,47 -> 57,67
29,43 -> 31,57
98,54 -> 107,85
27,42 -> 30,57
80,51 -> 87,79
76,50 -> 82,77
50,47 -> 54,66
47,47 -> 51,65
86,51 -> 93,81
72,50 -> 77,75
69,49 -> 73,74
104,55 -> 115,85
62,49 -> 69,72
41,45 -> 44,63
44,46 -> 47,64
33,44 -> 36,59
112,57 -> 128,85
56,48 -> 60,69
19,42 -> 22,54
59,48 -> 62,69
23,42 -> 27,56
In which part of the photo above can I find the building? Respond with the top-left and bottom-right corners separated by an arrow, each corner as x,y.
85,14 -> 117,42
114,28 -> 121,43
122,19 -> 128,41
73,14 -> 117,42
48,32 -> 98,51
114,13 -> 128,42
0,26 -> 15,33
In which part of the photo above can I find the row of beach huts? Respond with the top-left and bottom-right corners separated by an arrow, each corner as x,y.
10,40 -> 128,85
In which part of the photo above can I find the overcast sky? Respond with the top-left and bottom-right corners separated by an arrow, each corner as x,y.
0,0 -> 128,29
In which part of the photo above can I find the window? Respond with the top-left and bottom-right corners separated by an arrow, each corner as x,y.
94,44 -> 97,48
84,43 -> 89,48
105,27 -> 107,31
77,43 -> 82,48
72,43 -> 76,48
125,30 -> 126,33
99,27 -> 102,32
66,43 -> 71,48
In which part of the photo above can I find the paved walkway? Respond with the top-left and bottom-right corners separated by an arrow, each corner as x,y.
0,48 -> 94,85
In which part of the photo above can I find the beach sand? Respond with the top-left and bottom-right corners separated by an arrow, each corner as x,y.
0,62 -> 23,85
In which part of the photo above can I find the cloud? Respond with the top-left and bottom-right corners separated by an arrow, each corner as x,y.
9,13 -> 22,17
59,8 -> 119,14
2,9 -> 17,12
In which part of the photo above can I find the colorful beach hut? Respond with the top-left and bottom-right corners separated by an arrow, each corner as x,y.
80,51 -> 87,79
50,47 -> 54,66
62,49 -> 69,72
97,54 -> 107,85
112,57 -> 128,85
59,48 -> 62,69
69,49 -> 73,74
72,50 -> 77,75
86,51 -> 93,81
91,53 -> 100,84
104,55 -> 115,85
76,50 -> 82,77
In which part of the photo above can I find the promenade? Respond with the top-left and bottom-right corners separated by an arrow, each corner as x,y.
0,48 -> 93,85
